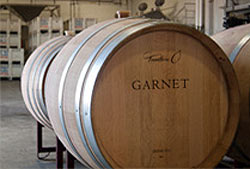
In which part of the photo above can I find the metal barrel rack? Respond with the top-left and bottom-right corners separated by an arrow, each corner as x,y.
37,122 -> 76,169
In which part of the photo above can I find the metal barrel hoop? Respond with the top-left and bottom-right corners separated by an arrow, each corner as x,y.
36,46 -> 63,115
57,18 -> 132,168
229,33 -> 250,162
77,19 -> 154,168
30,37 -> 68,127
36,37 -> 71,118
25,37 -> 64,129
34,38 -> 68,117
230,34 -> 250,63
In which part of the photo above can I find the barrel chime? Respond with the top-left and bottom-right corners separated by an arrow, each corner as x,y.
21,16 -> 250,168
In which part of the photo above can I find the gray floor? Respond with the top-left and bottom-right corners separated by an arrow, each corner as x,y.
0,80 -> 83,169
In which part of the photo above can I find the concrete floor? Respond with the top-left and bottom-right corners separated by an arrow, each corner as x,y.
0,80 -> 83,169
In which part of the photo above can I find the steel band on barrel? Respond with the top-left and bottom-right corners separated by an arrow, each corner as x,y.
25,37 -> 64,128
77,20 -> 155,168
58,18 -> 130,168
36,38 -> 70,118
33,38 -> 68,120
230,34 -> 250,63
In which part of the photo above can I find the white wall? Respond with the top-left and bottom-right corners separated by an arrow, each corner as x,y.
213,0 -> 225,34
59,1 -> 129,22
204,0 -> 226,35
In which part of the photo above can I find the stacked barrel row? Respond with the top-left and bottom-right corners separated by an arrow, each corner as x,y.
21,18 -> 250,168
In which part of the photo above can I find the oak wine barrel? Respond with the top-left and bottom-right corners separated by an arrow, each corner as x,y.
212,24 -> 250,165
21,36 -> 72,129
212,24 -> 250,56
44,18 -> 240,168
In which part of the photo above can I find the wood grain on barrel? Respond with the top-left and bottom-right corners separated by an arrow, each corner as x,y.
213,25 -> 250,164
45,19 -> 240,168
91,25 -> 239,168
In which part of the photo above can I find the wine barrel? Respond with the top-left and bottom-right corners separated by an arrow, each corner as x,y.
212,24 -> 250,56
45,18 -> 240,168
212,24 -> 250,165
21,36 -> 72,129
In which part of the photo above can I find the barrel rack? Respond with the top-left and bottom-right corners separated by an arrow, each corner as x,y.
37,122 -> 76,169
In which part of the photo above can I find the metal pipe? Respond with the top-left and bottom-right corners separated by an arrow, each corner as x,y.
208,0 -> 214,35
195,0 -> 200,29
199,0 -> 203,29
195,0 -> 205,31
